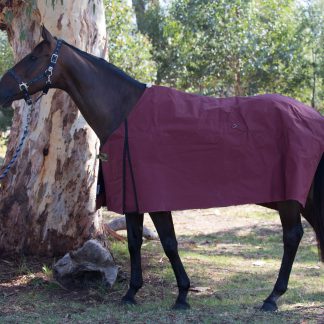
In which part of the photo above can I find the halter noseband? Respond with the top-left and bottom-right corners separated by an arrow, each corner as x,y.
8,39 -> 63,106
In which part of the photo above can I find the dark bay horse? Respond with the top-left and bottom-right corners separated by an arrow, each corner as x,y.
0,27 -> 323,311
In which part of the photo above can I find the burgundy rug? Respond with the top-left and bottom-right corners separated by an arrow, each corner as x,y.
97,85 -> 324,214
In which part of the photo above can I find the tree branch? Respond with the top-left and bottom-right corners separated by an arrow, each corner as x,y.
107,217 -> 158,240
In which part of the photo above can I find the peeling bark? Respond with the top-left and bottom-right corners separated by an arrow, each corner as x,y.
0,0 -> 107,256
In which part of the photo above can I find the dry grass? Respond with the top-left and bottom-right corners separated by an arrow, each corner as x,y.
0,205 -> 323,323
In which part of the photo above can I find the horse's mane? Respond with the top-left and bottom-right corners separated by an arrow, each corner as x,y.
61,40 -> 146,88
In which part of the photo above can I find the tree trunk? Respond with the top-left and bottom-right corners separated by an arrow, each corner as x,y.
132,0 -> 146,34
0,0 -> 107,256
311,48 -> 316,108
132,0 -> 160,34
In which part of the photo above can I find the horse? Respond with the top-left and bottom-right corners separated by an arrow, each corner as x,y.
0,26 -> 323,312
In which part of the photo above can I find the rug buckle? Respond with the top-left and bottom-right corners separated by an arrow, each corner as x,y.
97,153 -> 108,162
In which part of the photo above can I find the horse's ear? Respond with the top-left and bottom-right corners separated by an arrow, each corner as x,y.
41,25 -> 55,43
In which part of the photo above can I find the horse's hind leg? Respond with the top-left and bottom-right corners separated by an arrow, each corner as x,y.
150,211 -> 191,310
262,200 -> 303,311
121,212 -> 144,305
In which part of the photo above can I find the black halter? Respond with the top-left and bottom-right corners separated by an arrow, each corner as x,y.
8,39 -> 63,106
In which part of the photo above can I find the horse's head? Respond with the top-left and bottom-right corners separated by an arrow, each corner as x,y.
0,26 -> 63,107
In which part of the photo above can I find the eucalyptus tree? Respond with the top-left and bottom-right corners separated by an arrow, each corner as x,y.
159,0 -> 305,97
105,0 -> 156,82
132,0 -> 323,110
296,0 -> 324,109
0,0 -> 106,256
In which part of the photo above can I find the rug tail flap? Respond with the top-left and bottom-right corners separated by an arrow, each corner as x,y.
96,160 -> 107,210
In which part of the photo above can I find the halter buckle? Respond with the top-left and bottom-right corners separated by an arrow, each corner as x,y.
19,82 -> 29,92
46,66 -> 53,84
51,54 -> 58,64
97,153 -> 108,162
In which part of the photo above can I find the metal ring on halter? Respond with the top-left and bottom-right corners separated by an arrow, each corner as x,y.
19,82 -> 28,92
46,66 -> 53,85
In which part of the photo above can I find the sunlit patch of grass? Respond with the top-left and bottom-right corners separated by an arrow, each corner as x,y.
0,207 -> 323,323
42,264 -> 52,277
218,205 -> 279,220
109,240 -> 128,260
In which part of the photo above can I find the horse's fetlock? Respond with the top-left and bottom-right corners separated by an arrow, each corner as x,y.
274,284 -> 287,296
261,300 -> 278,312
130,281 -> 143,292
179,279 -> 190,292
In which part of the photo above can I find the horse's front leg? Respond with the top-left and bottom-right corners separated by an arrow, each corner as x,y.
261,201 -> 303,311
150,211 -> 190,310
121,212 -> 144,305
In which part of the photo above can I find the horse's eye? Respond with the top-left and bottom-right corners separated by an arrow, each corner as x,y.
30,55 -> 38,61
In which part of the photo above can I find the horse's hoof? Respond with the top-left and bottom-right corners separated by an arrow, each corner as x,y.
121,296 -> 137,306
260,301 -> 278,312
172,301 -> 190,310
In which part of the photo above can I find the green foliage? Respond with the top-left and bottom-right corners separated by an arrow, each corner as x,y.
0,31 -> 14,133
105,0 -> 157,83
0,107 -> 13,133
0,0 -> 323,112
297,0 -> 324,109
135,0 -> 324,109
0,31 -> 13,77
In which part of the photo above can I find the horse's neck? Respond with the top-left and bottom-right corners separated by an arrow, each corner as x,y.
61,50 -> 145,144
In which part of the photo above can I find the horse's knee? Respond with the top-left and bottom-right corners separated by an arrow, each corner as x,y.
162,237 -> 178,259
283,224 -> 303,247
128,236 -> 143,253
125,213 -> 144,250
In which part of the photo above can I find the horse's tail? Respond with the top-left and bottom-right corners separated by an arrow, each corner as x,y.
303,154 -> 324,262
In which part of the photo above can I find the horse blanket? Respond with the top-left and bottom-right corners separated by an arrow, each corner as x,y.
97,85 -> 324,214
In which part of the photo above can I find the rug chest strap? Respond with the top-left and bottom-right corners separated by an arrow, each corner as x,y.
122,119 -> 139,214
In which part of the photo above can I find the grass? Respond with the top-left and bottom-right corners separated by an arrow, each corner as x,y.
0,138 -> 6,165
0,206 -> 323,323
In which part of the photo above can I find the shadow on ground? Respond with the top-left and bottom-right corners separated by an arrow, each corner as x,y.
0,211 -> 323,323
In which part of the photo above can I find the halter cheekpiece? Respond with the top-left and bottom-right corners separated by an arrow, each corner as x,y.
8,39 -> 63,106
0,39 -> 63,181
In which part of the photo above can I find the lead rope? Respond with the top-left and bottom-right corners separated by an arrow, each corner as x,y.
0,99 -> 36,181
0,40 -> 63,182
0,103 -> 32,180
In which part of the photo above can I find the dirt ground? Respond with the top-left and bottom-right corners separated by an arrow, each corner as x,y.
135,204 -> 280,236
0,205 -> 323,323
